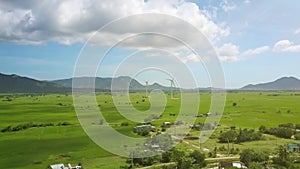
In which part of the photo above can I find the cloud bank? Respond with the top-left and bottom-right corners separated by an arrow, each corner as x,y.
0,0 -> 229,47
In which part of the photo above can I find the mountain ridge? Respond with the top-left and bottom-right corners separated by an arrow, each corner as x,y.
51,76 -> 171,91
240,76 -> 300,91
0,73 -> 70,93
1,73 -> 300,93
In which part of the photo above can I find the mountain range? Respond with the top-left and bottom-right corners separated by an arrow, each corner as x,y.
0,73 -> 69,93
240,76 -> 300,91
52,76 -> 170,91
1,73 -> 300,93
0,73 -> 170,93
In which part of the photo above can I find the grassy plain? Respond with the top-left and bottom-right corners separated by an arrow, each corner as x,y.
1,91 -> 300,168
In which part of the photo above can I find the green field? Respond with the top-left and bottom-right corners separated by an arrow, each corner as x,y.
1,91 -> 300,168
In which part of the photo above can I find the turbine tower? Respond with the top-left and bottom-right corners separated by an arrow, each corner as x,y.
145,81 -> 148,97
167,78 -> 175,99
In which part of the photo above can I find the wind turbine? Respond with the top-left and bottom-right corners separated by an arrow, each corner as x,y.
167,78 -> 175,99
145,81 -> 148,97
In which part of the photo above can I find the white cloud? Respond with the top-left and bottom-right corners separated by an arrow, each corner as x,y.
244,0 -> 251,4
242,46 -> 270,56
216,44 -> 270,62
181,53 -> 200,63
294,28 -> 300,34
220,0 -> 236,12
273,40 -> 300,52
217,43 -> 240,61
201,6 -> 218,19
0,0 -> 229,47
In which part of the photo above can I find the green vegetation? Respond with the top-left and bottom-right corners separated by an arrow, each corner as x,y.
239,149 -> 269,166
1,91 -> 300,168
1,122 -> 71,132
259,123 -> 296,139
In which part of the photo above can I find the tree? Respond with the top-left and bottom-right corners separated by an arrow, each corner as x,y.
259,125 -> 267,133
273,145 -> 291,168
170,148 -> 206,169
189,150 -> 206,168
267,127 -> 294,139
248,162 -> 265,169
219,130 -> 237,143
275,127 -> 294,139
278,123 -> 293,129
236,128 -> 262,143
177,156 -> 193,169
161,150 -> 172,163
240,149 -> 269,166
295,133 -> 300,140
172,149 -> 191,169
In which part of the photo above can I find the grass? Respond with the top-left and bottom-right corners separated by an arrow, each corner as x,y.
1,91 -> 300,168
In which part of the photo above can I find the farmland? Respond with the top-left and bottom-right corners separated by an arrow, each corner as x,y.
1,91 -> 300,168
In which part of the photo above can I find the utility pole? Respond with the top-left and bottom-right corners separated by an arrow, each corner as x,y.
227,138 -> 230,157
130,151 -> 134,168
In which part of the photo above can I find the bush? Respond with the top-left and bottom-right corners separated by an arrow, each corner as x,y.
240,149 -> 269,166
219,145 -> 226,151
121,122 -> 129,126
273,145 -> 291,168
219,130 -> 237,143
269,127 -> 294,139
1,122 -> 71,132
295,133 -> 300,140
279,123 -> 294,129
161,150 -> 172,163
1,125 -> 12,132
236,128 -> 262,143
140,129 -> 150,136
57,122 -> 71,126
189,150 -> 206,168
260,125 -> 295,139
259,125 -> 267,133
248,162 -> 265,169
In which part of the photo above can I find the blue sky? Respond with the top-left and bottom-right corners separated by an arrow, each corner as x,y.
0,0 -> 300,88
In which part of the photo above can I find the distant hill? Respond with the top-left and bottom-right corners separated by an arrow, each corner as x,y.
240,77 -> 300,91
0,73 -> 69,93
9,73 -> 300,93
0,73 -> 176,93
52,76 -> 171,91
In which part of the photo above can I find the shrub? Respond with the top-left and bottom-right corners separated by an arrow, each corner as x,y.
248,162 -> 265,169
259,125 -> 267,133
279,123 -> 294,129
121,122 -> 129,126
295,133 -> 300,140
240,149 -> 269,166
1,122 -> 71,132
269,127 -> 294,139
260,125 -> 294,139
236,128 -> 262,143
219,130 -> 237,143
1,125 -> 12,132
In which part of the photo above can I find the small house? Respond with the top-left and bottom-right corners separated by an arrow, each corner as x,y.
285,143 -> 300,153
133,124 -> 155,133
218,161 -> 247,169
151,144 -> 160,149
163,122 -> 171,126
204,112 -> 212,117
49,164 -> 67,169
49,163 -> 82,169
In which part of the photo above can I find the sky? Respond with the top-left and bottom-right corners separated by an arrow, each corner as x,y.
0,0 -> 300,88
